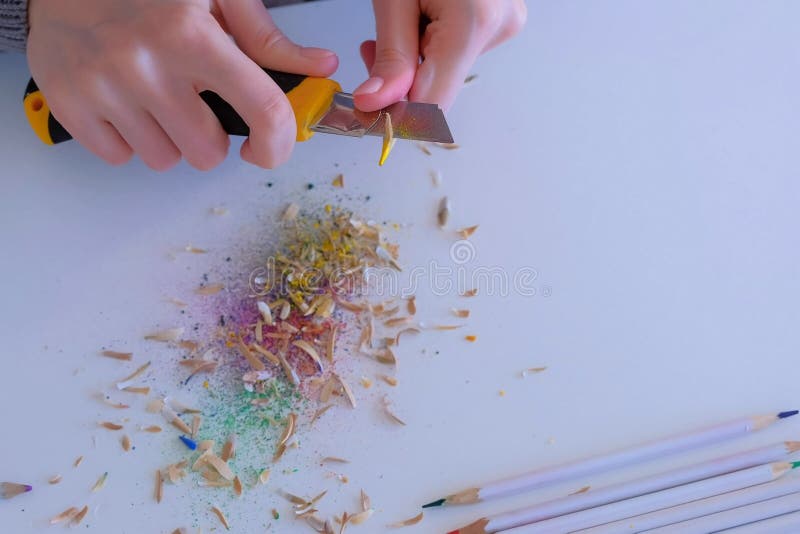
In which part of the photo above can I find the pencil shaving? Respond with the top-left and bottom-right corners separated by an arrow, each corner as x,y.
49,506 -> 79,524
380,375 -> 398,386
205,454 -> 235,481
101,350 -> 132,361
334,374 -> 357,408
115,361 -> 151,388
211,506 -> 230,530
293,340 -> 323,371
72,505 -> 89,525
145,328 -> 184,342
388,512 -> 424,527
360,488 -> 372,511
383,397 -> 406,426
379,112 -> 396,166
570,485 -> 591,495
430,169 -> 442,187
91,472 -> 108,492
406,296 -> 416,315
321,457 -> 349,464
458,225 -> 479,239
122,386 -> 150,395
221,434 -> 236,462
416,142 -> 432,156
437,197 -> 450,228
522,366 -> 547,377
311,404 -> 333,424
384,316 -> 413,328
349,509 -> 373,525
195,283 -> 224,296
282,203 -> 300,222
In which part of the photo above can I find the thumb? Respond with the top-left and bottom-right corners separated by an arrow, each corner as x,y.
216,0 -> 338,77
353,0 -> 420,112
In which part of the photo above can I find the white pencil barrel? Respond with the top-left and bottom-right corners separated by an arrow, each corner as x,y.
644,491 -> 800,534
485,443 -> 788,532
499,463 -> 782,533
720,509 -> 800,533
577,474 -> 800,533
482,417 -> 757,500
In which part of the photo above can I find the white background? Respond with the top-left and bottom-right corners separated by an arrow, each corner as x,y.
1,1 -> 800,532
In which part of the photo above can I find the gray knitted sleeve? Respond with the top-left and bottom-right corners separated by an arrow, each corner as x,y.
0,0 -> 27,51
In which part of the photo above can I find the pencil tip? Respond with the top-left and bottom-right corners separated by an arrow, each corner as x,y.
778,410 -> 799,419
422,498 -> 446,508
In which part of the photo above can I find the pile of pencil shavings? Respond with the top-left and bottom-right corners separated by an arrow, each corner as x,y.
214,204 -> 473,531
9,200 -> 480,532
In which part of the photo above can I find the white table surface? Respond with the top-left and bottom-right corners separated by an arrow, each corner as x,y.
2,1 -> 800,533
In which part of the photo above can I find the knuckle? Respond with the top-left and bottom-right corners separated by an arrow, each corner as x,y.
254,92 -> 294,130
472,3 -> 502,34
373,46 -> 416,70
155,5 -> 215,51
255,25 -> 289,53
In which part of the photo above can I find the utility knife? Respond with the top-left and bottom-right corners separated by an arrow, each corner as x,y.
23,70 -> 454,163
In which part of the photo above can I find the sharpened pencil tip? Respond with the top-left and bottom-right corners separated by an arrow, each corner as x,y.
422,498 -> 446,508
779,410 -> 799,419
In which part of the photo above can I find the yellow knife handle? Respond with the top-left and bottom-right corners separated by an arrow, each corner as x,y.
23,70 -> 341,146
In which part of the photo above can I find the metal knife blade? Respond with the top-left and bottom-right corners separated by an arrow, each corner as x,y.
310,93 -> 454,144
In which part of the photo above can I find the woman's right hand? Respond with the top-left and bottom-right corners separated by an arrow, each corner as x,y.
26,0 -> 339,170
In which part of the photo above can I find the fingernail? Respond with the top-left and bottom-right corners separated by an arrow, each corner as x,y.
353,76 -> 384,96
301,47 -> 336,59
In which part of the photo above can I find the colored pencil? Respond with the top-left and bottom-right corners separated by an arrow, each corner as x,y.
448,442 -> 800,534
577,472 -> 800,533
427,411 -> 797,509
721,508 -> 800,534
498,462 -> 799,534
645,491 -> 800,534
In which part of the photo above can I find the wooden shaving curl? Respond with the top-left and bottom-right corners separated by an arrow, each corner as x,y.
388,512 -> 424,528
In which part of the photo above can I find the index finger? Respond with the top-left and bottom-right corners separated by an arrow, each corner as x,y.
352,0 -> 420,112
